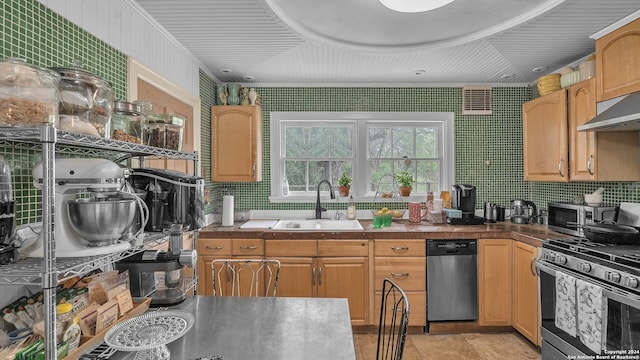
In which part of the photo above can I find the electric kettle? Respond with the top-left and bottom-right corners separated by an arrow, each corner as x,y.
510,199 -> 537,224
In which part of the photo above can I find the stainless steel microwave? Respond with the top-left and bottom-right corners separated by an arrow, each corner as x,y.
547,202 -> 618,236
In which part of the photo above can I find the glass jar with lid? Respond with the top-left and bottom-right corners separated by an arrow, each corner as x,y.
146,113 -> 185,150
50,60 -> 114,138
0,58 -> 60,126
112,100 -> 147,144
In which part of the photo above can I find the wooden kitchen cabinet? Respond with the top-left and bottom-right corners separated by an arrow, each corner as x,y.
595,17 -> 640,102
212,105 -> 262,182
478,239 -> 512,326
196,237 -> 264,295
265,239 -> 370,325
374,239 -> 426,326
512,241 -> 541,346
569,79 -> 640,181
522,89 -> 568,182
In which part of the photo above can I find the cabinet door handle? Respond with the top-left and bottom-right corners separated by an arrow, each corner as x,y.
312,267 -> 316,286
587,154 -> 594,175
391,273 -> 409,278
391,246 -> 409,252
530,256 -> 538,277
206,245 -> 224,250
318,267 -> 322,285
239,245 -> 258,250
558,159 -> 565,177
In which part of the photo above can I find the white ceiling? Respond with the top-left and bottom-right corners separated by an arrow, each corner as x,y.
134,0 -> 640,86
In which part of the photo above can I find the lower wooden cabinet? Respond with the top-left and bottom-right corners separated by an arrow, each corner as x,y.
265,239 -> 370,325
374,239 -> 426,326
478,239 -> 512,326
512,241 -> 541,346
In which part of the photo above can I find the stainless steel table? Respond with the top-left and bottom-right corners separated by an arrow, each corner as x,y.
109,295 -> 356,360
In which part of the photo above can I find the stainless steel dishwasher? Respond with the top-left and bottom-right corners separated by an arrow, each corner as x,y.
427,239 -> 478,321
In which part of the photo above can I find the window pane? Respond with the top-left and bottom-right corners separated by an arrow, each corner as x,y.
331,161 -> 352,184
285,127 -> 306,157
417,127 -> 438,158
369,126 -> 391,158
309,127 -> 331,158
416,160 -> 440,193
331,127 -> 353,157
392,127 -> 414,158
309,160 -> 331,187
369,161 -> 394,192
285,160 -> 307,192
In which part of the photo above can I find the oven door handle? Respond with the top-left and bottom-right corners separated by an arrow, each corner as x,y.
537,260 -> 640,308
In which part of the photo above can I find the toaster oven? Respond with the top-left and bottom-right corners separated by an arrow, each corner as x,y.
547,202 -> 618,237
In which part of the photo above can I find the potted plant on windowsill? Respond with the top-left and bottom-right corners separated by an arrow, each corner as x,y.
337,172 -> 352,197
395,171 -> 414,197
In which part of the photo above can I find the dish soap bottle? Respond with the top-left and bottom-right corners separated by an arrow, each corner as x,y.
347,196 -> 356,220
282,177 -> 289,196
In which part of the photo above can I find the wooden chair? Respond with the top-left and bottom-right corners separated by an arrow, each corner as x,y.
211,259 -> 280,297
377,278 -> 410,360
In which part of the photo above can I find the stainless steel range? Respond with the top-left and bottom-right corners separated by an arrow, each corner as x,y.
537,237 -> 640,359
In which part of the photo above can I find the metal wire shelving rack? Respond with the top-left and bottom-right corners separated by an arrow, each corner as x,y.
0,124 -> 199,360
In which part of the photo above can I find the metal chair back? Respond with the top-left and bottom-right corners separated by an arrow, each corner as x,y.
377,278 -> 410,360
211,259 -> 281,297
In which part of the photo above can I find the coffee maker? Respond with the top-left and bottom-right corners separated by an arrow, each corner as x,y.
115,228 -> 197,306
449,184 -> 485,225
129,168 -> 204,232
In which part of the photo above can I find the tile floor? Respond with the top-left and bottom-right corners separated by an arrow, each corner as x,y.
354,332 -> 541,359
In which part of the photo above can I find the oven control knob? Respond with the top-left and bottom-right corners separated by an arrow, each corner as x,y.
625,277 -> 639,288
555,255 -> 567,265
607,272 -> 621,283
579,263 -> 592,273
544,252 -> 556,261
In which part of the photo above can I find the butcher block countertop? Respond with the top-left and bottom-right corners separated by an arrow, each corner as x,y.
200,220 -> 569,248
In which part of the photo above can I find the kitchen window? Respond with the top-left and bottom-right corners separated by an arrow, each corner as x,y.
269,112 -> 455,201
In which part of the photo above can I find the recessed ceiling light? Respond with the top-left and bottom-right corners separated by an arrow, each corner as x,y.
243,75 -> 255,81
500,74 -> 515,79
380,0 -> 455,13
220,68 -> 233,74
532,66 -> 549,73
413,70 -> 426,76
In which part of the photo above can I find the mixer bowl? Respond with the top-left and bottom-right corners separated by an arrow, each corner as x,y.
67,198 -> 136,246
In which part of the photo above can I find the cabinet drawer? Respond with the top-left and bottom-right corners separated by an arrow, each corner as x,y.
265,240 -> 317,257
318,240 -> 368,257
374,257 -> 426,291
198,238 -> 232,256
232,239 -> 264,255
375,239 -> 425,257
374,290 -> 426,327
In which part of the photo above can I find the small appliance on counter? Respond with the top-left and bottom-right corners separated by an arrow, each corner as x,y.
547,202 -> 618,237
510,199 -> 537,224
129,168 -> 205,232
448,184 -> 484,225
115,228 -> 197,306
483,202 -> 506,223
24,158 -> 145,257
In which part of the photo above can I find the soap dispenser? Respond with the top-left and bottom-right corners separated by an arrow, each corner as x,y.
347,196 -> 356,220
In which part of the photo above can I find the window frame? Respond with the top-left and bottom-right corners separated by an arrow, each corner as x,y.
269,112 -> 455,202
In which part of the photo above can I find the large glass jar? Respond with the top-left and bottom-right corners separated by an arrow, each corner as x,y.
50,61 -> 114,138
146,113 -> 184,150
0,58 -> 60,126
112,101 -> 147,144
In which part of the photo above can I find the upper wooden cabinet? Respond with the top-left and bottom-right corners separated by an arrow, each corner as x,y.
596,17 -> 640,102
569,79 -> 640,181
523,89 -> 568,182
212,105 -> 263,182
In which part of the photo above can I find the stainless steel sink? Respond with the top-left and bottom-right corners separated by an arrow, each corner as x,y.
272,219 -> 364,231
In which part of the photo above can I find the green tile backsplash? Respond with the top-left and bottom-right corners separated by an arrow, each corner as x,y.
3,0 -> 640,227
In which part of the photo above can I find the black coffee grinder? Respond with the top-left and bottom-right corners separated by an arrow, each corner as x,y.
448,184 -> 485,225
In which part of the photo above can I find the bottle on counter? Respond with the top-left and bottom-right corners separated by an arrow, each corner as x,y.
347,196 -> 356,220
426,192 -> 434,211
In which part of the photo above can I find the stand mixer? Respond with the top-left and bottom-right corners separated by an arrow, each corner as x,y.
25,158 -> 140,258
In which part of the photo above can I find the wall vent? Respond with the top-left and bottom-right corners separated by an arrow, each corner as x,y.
462,86 -> 492,115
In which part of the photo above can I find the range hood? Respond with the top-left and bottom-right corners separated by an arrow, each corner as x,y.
577,91 -> 640,132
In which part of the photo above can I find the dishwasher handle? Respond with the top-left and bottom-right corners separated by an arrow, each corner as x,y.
427,240 -> 477,256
